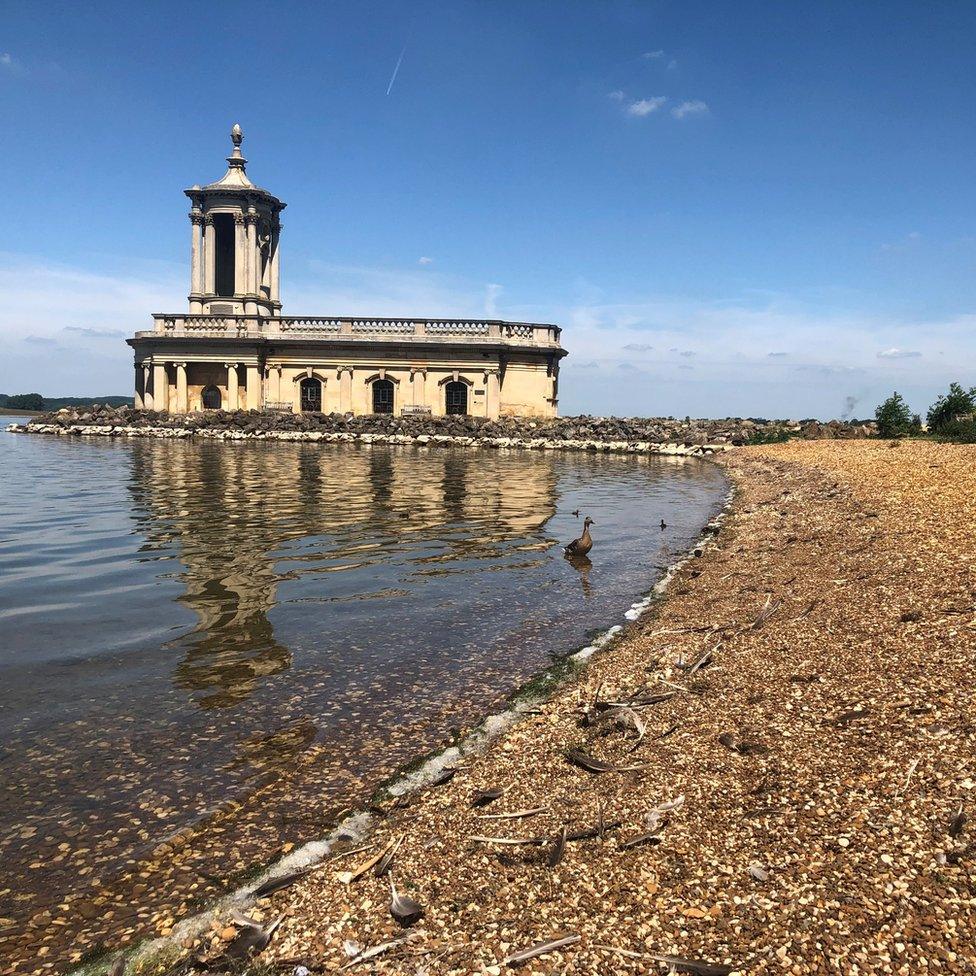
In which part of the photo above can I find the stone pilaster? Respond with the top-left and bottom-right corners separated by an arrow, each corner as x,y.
226,363 -> 239,410
484,369 -> 501,419
245,364 -> 261,410
175,362 -> 188,413
410,367 -> 427,408
338,366 -> 353,413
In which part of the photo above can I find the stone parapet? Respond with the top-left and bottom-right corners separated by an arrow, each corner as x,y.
142,315 -> 563,348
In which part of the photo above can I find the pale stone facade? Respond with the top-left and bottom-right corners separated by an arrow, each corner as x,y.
129,126 -> 566,418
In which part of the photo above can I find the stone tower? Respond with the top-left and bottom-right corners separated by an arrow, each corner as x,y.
184,124 -> 286,317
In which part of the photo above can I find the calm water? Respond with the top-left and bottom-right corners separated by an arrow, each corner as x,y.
0,419 -> 725,970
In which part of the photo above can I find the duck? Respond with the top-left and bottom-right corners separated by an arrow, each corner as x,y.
565,517 -> 595,557
571,509 -> 580,518
660,519 -> 667,530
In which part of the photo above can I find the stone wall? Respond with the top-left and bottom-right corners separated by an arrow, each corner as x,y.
8,405 -> 876,455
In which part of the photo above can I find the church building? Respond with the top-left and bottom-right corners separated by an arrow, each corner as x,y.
128,126 -> 566,418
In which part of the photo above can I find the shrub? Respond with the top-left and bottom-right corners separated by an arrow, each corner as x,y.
926,382 -> 976,433
874,392 -> 915,438
932,418 -> 976,443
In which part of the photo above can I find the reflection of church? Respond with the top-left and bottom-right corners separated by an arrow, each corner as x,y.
128,126 -> 567,418
129,440 -> 559,708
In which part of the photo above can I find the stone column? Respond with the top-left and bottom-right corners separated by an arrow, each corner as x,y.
134,365 -> 144,410
176,362 -> 188,413
142,363 -> 153,410
203,214 -> 216,295
153,362 -> 169,412
189,211 -> 204,312
245,364 -> 261,410
244,212 -> 258,314
270,221 -> 281,306
226,363 -> 239,410
338,367 -> 352,413
485,369 -> 501,419
234,213 -> 246,297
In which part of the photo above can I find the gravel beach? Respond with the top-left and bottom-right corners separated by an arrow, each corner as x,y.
189,440 -> 974,976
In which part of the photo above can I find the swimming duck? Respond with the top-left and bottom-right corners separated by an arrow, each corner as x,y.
660,519 -> 667,530
565,517 -> 594,557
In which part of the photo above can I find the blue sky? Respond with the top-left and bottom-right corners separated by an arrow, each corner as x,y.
3,1 -> 976,419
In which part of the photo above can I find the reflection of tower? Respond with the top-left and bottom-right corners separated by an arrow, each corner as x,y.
128,439 -> 563,708
129,441 -> 293,709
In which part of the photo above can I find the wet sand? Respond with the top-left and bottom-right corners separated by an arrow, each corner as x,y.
192,440 -> 976,975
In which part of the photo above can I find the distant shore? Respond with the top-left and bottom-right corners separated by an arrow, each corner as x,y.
138,439 -> 970,976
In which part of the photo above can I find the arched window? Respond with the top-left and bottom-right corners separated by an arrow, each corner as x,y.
372,379 -> 394,414
300,377 -> 322,412
445,381 -> 468,416
202,385 -> 221,410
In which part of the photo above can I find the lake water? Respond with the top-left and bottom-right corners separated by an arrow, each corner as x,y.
0,419 -> 726,971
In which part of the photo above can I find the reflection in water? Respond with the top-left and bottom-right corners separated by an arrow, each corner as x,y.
0,426 -> 725,974
566,553 -> 593,597
130,443 -> 560,709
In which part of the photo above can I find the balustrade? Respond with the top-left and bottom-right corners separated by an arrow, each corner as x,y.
149,314 -> 560,345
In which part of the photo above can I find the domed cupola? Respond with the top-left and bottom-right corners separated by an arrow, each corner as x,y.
184,125 -> 286,317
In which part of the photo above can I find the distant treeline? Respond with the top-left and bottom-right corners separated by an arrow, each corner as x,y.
0,393 -> 134,411
875,382 -> 976,442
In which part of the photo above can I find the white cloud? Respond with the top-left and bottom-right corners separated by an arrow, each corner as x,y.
484,282 -> 502,317
607,90 -> 626,102
0,253 -> 183,394
880,231 -> 922,253
0,52 -> 24,75
877,347 -> 922,359
418,256 -> 433,265
627,97 -> 667,117
642,50 -> 665,60
3,249 -> 974,419
671,100 -> 709,119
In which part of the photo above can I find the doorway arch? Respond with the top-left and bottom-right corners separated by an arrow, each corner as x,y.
372,379 -> 395,414
444,381 -> 468,415
299,377 -> 322,412
202,385 -> 221,410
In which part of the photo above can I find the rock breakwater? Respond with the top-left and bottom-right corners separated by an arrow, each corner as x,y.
8,405 -> 876,455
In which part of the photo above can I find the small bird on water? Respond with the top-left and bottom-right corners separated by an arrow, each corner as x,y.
660,519 -> 667,530
571,509 -> 580,518
565,516 -> 595,557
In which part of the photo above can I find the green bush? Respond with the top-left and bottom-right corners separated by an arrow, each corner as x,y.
926,382 -> 976,433
931,418 -> 976,443
874,391 -> 915,438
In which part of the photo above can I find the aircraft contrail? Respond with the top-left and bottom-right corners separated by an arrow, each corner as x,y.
386,45 -> 406,95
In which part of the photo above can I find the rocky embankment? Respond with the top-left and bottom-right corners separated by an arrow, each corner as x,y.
9,405 -> 876,455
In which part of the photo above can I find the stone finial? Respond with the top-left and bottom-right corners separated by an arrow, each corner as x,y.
225,123 -> 248,174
